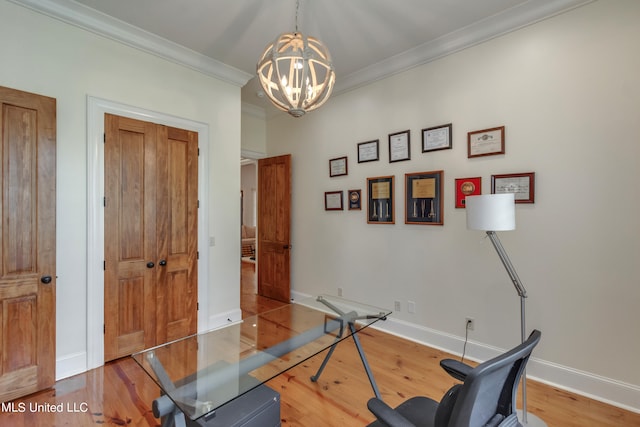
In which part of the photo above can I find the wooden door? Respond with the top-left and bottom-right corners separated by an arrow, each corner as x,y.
155,126 -> 198,344
104,115 -> 198,361
257,155 -> 291,303
0,86 -> 56,402
104,115 -> 158,361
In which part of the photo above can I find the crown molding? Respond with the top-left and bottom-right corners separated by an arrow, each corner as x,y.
333,0 -> 594,95
8,0 -> 253,88
10,0 -> 592,94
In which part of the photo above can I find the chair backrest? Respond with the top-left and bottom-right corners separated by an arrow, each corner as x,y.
436,330 -> 541,427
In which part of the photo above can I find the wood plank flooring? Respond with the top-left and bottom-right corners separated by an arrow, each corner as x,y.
1,262 -> 638,426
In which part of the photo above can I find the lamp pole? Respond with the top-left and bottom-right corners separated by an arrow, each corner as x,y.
485,231 -> 546,427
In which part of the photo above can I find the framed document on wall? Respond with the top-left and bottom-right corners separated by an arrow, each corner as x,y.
324,191 -> 344,210
491,172 -> 535,203
422,123 -> 452,153
388,130 -> 410,162
358,140 -> 379,163
405,170 -> 443,225
468,126 -> 505,158
367,176 -> 394,224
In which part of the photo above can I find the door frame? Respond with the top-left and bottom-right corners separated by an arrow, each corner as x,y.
86,96 -> 210,370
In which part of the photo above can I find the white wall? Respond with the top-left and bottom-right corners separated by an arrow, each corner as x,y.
266,0 -> 640,411
0,1 -> 242,376
241,163 -> 257,227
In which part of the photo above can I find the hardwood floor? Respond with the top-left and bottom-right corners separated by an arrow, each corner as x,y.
1,262 -> 638,426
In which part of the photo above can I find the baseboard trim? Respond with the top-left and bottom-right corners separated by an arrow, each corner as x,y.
371,316 -> 640,414
207,308 -> 243,332
56,352 -> 87,381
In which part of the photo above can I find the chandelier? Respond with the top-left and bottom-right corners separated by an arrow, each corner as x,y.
256,1 -> 335,117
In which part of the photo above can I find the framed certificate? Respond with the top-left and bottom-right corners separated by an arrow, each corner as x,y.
367,176 -> 394,224
357,140 -> 379,163
329,156 -> 347,177
422,123 -> 452,152
324,191 -> 344,210
491,172 -> 535,203
348,189 -> 361,210
388,130 -> 410,162
468,126 -> 505,158
405,171 -> 443,225
455,177 -> 482,208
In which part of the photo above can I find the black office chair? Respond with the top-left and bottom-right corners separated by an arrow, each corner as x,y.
367,329 -> 541,427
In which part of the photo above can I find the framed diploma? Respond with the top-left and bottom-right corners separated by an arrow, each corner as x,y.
491,172 -> 535,203
467,126 -> 505,158
324,191 -> 344,210
348,189 -> 361,210
405,171 -> 443,225
357,140 -> 379,163
422,123 -> 452,153
367,176 -> 394,224
388,130 -> 410,162
329,156 -> 348,177
455,177 -> 482,208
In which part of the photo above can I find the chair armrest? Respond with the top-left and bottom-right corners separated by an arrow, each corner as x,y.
440,359 -> 473,382
367,398 -> 415,427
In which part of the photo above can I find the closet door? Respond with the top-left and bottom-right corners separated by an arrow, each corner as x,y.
0,86 -> 56,401
104,114 -> 158,361
104,114 -> 198,361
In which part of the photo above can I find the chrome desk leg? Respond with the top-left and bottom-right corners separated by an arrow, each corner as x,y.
310,321 -> 382,400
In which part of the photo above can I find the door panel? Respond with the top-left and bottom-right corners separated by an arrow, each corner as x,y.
257,155 -> 291,303
104,114 -> 157,361
0,86 -> 56,402
156,126 -> 198,344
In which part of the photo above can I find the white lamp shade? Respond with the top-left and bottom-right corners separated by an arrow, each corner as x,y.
466,193 -> 516,231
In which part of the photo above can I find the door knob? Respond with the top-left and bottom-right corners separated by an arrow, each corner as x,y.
40,276 -> 52,284
146,262 -> 155,268
159,259 -> 167,266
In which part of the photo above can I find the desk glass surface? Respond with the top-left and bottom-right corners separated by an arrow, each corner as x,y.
132,295 -> 391,421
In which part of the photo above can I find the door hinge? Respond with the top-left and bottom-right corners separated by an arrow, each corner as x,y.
197,302 -> 199,311
197,148 -> 200,156
103,324 -> 105,334
103,133 -> 106,143
103,260 -> 106,271
103,197 -> 106,207
197,251 -> 199,260
197,200 -> 200,208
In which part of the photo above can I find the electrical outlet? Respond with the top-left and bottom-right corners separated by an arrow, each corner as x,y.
337,287 -> 343,297
394,300 -> 401,312
465,317 -> 475,331
407,301 -> 416,314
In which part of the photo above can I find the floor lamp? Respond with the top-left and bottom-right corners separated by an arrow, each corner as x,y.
465,193 -> 546,427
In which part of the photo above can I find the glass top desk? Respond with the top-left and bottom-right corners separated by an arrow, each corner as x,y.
132,295 -> 391,424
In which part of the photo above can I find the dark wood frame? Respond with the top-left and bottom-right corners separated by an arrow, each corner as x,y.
388,130 -> 411,163
324,191 -> 344,210
367,176 -> 394,224
467,126 -> 505,158
348,189 -> 362,210
329,156 -> 348,177
455,177 -> 482,209
422,123 -> 452,153
405,170 -> 443,225
357,140 -> 380,163
491,172 -> 535,203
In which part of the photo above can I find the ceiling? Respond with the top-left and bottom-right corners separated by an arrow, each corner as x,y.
14,0 -> 591,114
